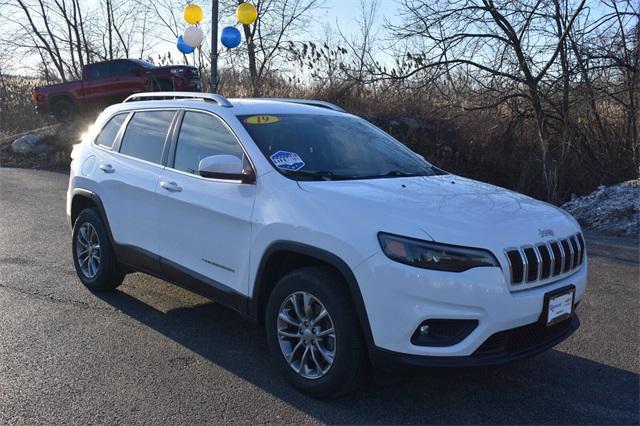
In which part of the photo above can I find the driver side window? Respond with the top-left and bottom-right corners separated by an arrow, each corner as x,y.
173,112 -> 244,175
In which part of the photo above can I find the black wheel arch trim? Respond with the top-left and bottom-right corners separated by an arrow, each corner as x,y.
250,240 -> 375,349
70,188 -> 116,248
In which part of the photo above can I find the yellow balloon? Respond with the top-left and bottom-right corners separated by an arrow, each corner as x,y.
236,2 -> 258,25
184,4 -> 204,25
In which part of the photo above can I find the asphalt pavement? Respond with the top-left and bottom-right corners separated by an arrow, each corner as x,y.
0,167 -> 638,425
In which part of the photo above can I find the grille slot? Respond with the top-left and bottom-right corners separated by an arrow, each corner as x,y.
549,241 -> 562,275
576,234 -> 586,264
560,239 -> 572,272
506,250 -> 524,284
505,234 -> 584,286
523,247 -> 539,282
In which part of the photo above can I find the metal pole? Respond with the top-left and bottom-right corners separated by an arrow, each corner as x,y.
210,0 -> 219,93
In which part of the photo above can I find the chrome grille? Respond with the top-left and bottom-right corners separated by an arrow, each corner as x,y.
505,233 -> 585,285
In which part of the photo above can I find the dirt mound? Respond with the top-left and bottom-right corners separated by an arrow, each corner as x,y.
562,180 -> 640,237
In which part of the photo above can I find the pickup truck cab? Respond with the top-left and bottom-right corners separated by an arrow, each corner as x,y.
32,59 -> 201,121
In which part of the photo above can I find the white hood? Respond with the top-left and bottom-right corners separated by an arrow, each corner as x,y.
299,174 -> 580,252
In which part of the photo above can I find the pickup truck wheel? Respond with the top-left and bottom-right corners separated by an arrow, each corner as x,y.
72,208 -> 124,291
52,98 -> 75,122
265,266 -> 368,398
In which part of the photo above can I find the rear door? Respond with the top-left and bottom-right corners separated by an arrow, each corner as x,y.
83,62 -> 115,108
94,109 -> 177,270
109,60 -> 145,102
156,110 -> 256,296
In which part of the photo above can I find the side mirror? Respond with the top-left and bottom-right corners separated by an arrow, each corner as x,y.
198,155 -> 255,184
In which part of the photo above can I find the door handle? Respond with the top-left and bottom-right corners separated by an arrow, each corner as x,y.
99,163 -> 115,173
160,181 -> 182,192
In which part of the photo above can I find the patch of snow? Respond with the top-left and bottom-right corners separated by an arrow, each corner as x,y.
562,180 -> 639,238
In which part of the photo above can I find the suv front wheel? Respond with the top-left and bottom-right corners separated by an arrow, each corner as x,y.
265,266 -> 368,398
72,208 -> 124,291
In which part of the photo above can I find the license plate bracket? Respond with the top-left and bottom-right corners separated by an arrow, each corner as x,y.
541,285 -> 575,326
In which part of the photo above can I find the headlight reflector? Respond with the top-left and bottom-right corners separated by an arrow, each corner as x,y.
378,233 -> 499,272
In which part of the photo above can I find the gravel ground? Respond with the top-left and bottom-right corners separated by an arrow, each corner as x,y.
0,168 -> 638,425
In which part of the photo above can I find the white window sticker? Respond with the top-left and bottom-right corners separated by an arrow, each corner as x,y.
270,150 -> 305,171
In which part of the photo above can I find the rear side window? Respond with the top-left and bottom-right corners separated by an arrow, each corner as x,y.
86,63 -> 110,79
95,114 -> 127,149
111,60 -> 137,76
173,111 -> 243,175
119,110 -> 175,164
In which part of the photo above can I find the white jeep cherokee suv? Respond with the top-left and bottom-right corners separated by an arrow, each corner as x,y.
67,92 -> 587,398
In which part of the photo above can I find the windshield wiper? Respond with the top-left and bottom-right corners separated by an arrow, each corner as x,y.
281,169 -> 355,181
357,170 -> 426,179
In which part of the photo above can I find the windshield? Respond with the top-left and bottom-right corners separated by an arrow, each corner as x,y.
238,113 -> 441,181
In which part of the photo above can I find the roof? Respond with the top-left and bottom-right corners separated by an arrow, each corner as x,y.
115,92 -> 346,116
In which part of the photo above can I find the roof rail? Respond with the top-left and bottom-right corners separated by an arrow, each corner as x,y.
123,92 -> 233,108
250,98 -> 345,112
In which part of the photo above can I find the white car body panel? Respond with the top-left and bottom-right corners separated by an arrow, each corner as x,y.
67,97 -> 587,362
94,148 -> 164,255
156,167 -> 256,294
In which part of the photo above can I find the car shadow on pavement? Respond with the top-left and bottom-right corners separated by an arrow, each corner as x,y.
95,289 -> 639,425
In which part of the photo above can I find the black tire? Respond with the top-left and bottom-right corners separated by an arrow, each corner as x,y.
72,208 -> 124,292
51,97 -> 75,122
266,266 -> 368,398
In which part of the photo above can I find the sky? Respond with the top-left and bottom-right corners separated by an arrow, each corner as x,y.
318,0 -> 398,31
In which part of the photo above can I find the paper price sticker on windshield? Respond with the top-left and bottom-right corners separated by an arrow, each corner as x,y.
244,115 -> 280,125
270,150 -> 305,171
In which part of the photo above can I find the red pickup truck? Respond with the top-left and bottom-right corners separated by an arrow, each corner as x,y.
32,59 -> 202,121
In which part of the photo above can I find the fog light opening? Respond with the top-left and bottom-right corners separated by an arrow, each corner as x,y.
411,319 -> 479,347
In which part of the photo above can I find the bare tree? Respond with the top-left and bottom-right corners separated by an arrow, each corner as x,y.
387,0 -> 589,202
227,0 -> 323,96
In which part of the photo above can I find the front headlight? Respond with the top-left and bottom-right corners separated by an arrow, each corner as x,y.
378,233 -> 499,272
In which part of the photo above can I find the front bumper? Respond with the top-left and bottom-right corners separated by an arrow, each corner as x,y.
355,251 -> 587,358
370,313 -> 579,370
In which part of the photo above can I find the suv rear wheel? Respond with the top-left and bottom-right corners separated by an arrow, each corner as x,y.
72,208 -> 124,291
265,266 -> 368,398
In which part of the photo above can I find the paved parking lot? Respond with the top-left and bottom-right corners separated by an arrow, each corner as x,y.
1,168 -> 638,424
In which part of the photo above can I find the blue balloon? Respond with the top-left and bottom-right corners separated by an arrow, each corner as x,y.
177,35 -> 195,54
221,26 -> 241,48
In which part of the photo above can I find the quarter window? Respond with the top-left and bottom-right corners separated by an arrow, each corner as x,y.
95,113 -> 127,149
119,110 -> 175,164
173,112 -> 243,175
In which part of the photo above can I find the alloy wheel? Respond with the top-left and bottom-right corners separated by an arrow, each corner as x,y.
76,222 -> 101,279
277,291 -> 336,379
